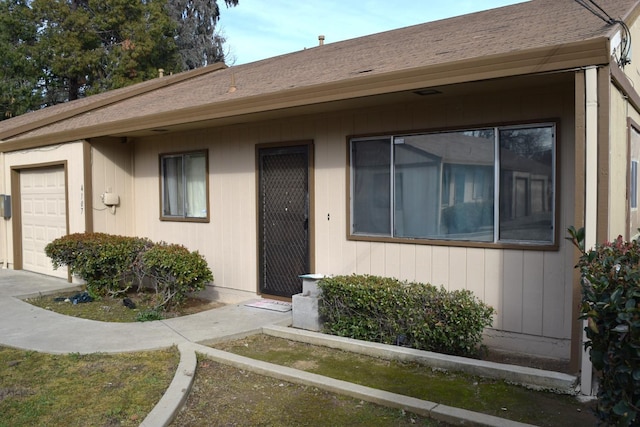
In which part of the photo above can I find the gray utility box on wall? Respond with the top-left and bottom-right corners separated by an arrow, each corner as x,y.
0,195 -> 11,219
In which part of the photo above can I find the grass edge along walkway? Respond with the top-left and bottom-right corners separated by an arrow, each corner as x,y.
184,341 -> 537,427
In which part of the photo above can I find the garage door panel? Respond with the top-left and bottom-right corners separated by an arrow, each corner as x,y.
22,200 -> 33,215
34,225 -> 46,242
46,226 -> 63,242
22,224 -> 33,239
20,168 -> 67,278
45,200 -> 57,215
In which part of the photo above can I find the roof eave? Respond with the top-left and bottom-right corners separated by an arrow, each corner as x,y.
0,37 -> 609,152
0,63 -> 227,142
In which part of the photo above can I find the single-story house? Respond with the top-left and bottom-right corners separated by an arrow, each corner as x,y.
1,0 -> 639,391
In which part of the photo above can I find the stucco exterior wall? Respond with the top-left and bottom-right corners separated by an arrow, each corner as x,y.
127,78 -> 576,359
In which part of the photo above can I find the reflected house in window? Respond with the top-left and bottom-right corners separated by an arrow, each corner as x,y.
395,131 -> 495,241
351,125 -> 554,245
499,127 -> 554,242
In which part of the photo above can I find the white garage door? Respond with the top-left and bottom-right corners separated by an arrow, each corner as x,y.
21,167 -> 67,278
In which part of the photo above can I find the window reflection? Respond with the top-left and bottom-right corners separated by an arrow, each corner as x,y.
394,130 -> 494,241
350,124 -> 556,245
499,127 -> 553,242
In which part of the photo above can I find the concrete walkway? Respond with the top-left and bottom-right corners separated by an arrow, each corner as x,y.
0,269 -> 541,427
0,269 -> 291,354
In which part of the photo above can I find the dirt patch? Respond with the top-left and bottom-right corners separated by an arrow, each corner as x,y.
172,360 -> 448,426
174,297 -> 224,317
0,387 -> 34,403
483,348 -> 572,374
25,289 -> 224,322
291,359 -> 319,370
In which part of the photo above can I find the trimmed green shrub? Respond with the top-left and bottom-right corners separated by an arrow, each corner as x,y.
318,275 -> 495,357
45,233 -> 153,296
568,227 -> 640,426
45,233 -> 213,311
141,243 -> 213,310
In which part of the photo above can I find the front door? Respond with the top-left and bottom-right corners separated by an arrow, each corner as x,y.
258,144 -> 311,298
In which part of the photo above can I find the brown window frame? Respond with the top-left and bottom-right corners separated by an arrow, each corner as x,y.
346,121 -> 559,251
159,149 -> 210,223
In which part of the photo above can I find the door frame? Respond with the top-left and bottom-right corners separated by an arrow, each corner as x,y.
11,162 -> 70,274
255,140 -> 315,299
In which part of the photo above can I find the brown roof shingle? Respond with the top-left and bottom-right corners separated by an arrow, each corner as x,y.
1,0 -> 638,144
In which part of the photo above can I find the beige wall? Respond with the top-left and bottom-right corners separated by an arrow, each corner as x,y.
621,19 -> 640,91
133,126 -> 260,299
90,137 -> 135,236
119,78 -> 576,358
614,17 -> 640,239
610,86 -> 633,239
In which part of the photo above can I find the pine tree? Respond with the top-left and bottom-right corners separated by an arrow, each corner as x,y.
31,0 -> 182,103
168,0 -> 238,69
0,0 -> 42,119
0,0 -> 238,117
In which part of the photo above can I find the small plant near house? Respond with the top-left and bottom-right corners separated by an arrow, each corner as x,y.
318,275 -> 495,357
135,308 -> 164,322
45,233 -> 153,296
45,233 -> 213,313
568,226 -> 640,426
141,242 -> 213,310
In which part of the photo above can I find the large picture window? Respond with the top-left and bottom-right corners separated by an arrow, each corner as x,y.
350,123 -> 556,245
160,150 -> 208,221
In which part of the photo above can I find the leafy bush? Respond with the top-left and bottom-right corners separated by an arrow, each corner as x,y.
141,243 -> 213,310
45,233 -> 153,296
45,233 -> 213,311
318,275 -> 495,357
568,227 -> 640,426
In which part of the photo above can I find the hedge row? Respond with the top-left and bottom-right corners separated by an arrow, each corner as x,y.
45,233 -> 213,311
318,275 -> 495,357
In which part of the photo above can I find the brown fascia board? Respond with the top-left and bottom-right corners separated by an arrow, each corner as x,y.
624,2 -> 640,25
611,64 -> 640,113
0,38 -> 609,153
606,5 -> 640,108
0,63 -> 227,142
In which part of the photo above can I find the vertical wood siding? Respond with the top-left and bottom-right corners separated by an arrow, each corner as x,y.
124,79 -> 575,345
90,138 -> 134,236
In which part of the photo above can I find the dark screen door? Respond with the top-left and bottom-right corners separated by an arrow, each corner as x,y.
258,145 -> 310,298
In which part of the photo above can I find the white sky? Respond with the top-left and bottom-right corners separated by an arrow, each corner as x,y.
218,0 -> 528,65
